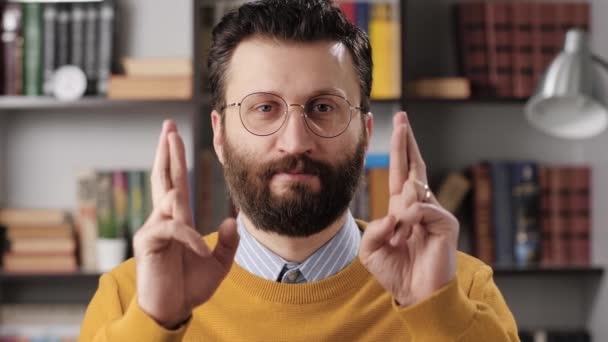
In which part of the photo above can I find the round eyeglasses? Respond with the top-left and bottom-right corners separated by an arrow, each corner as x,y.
221,92 -> 364,138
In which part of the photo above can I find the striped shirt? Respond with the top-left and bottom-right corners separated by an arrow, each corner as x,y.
234,212 -> 361,283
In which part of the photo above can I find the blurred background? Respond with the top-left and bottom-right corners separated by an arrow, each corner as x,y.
0,0 -> 606,341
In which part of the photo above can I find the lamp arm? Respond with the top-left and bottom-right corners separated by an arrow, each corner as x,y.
592,54 -> 608,72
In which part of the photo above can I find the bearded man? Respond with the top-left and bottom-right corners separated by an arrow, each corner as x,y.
79,1 -> 519,341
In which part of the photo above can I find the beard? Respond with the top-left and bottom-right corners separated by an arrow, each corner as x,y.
222,133 -> 367,238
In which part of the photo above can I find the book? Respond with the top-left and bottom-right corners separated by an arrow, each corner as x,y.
406,77 -> 471,99
511,2 -> 534,98
70,3 -> 85,70
42,3 -> 57,96
75,169 -> 98,271
510,161 -> 541,267
84,2 -> 99,95
366,154 -> 389,221
2,3 -> 24,95
107,75 -> 192,100
112,171 -> 128,238
23,3 -> 43,96
485,1 -> 512,98
97,0 -> 115,95
127,170 -> 146,236
8,237 -> 76,254
337,2 -> 355,25
567,166 -> 591,266
122,57 -> 192,77
455,1 -> 488,97
355,2 -> 369,33
96,172 -> 117,239
488,161 -> 514,266
436,171 -> 471,214
546,166 -> 570,265
56,3 -> 70,67
369,3 -> 400,99
0,208 -> 68,227
3,253 -> 77,273
471,163 -> 494,265
5,224 -> 73,239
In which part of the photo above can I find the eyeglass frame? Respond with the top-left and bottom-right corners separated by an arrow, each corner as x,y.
220,92 -> 366,138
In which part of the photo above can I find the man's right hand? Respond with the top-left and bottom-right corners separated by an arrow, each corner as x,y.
133,120 -> 239,329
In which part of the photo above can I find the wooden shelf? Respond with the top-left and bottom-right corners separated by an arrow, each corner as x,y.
0,96 -> 200,111
0,271 -> 101,304
404,97 -> 529,104
493,265 -> 604,277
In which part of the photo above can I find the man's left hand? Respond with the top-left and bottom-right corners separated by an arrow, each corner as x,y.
359,112 -> 459,307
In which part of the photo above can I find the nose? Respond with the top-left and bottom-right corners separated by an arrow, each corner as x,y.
275,104 -> 314,155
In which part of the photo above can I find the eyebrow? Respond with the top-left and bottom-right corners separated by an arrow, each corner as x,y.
254,87 -> 348,99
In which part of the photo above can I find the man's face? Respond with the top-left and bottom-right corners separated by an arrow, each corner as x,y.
212,36 -> 373,237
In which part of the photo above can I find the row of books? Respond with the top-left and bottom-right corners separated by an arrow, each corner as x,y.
455,0 -> 590,98
1,1 -> 115,97
471,161 -> 591,268
75,169 -> 153,271
199,1 -> 401,100
519,329 -> 591,342
337,2 -> 401,99
0,208 -> 76,273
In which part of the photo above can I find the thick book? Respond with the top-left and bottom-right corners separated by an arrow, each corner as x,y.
6,223 -> 73,239
369,3 -> 400,99
112,171 -> 128,239
510,161 -> 541,267
511,2 -> 534,98
97,0 -> 115,95
2,3 -> 24,95
7,236 -> 76,254
42,3 -> 57,96
70,3 -> 85,69
122,57 -> 192,77
355,2 -> 369,33
0,208 -> 68,227
546,166 -> 570,266
3,253 -> 77,273
75,169 -> 98,271
127,170 -> 146,236
366,155 -> 389,221
455,2 -> 488,97
488,161 -> 514,266
96,172 -> 117,239
23,2 -> 43,96
56,3 -> 70,68
485,2 -> 512,98
471,163 -> 494,265
337,2 -> 355,25
107,75 -> 192,100
567,166 -> 591,266
84,2 -> 99,95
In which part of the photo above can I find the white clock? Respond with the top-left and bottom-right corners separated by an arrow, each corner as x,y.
52,65 -> 87,101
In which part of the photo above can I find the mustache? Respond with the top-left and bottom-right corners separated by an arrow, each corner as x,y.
261,154 -> 326,180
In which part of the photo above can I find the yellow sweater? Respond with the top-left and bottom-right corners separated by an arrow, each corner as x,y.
79,227 -> 519,341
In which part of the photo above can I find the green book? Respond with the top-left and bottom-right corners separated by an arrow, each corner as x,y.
128,170 -> 146,236
23,3 -> 43,96
97,171 -> 117,239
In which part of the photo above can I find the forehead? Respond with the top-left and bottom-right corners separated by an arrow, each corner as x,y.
225,36 -> 360,101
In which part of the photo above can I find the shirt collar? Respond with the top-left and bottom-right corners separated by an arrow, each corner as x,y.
234,212 -> 361,283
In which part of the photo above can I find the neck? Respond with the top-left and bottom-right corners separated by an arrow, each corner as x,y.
241,212 -> 349,263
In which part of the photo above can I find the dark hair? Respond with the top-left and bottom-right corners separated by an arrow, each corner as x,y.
207,0 -> 372,116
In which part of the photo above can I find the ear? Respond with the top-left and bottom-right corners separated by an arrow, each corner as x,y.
364,111 -> 374,152
211,110 -> 225,165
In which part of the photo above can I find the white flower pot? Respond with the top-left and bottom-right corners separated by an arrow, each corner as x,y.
96,238 -> 127,272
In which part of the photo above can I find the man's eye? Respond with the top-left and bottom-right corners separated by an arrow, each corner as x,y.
313,104 -> 333,112
256,104 -> 274,112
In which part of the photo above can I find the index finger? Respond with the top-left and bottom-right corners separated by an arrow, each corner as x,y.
389,112 -> 409,196
168,130 -> 194,227
151,120 -> 177,208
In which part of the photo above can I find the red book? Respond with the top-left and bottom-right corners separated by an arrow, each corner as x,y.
485,1 -> 512,98
567,166 -> 591,266
456,2 -> 489,97
574,2 -> 591,32
338,2 -> 356,25
538,166 -> 552,265
547,167 -> 570,266
471,163 -> 494,265
511,2 -> 534,98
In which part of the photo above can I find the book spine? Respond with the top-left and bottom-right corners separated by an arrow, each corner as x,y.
471,163 -> 494,265
76,169 -> 98,271
97,0 -> 115,95
70,3 -> 85,69
489,161 -> 513,266
3,3 -> 24,95
355,2 -> 369,33
338,2 -> 356,25
96,171 -> 116,239
538,166 -> 552,266
56,4 -> 70,67
547,166 -> 570,266
568,166 -> 591,266
42,3 -> 57,96
23,3 -> 43,96
539,3 -> 558,82
369,3 -> 398,99
112,170 -> 128,238
511,2 -> 534,98
510,161 -> 541,267
84,2 -> 98,95
127,170 -> 145,237
456,3 -> 488,98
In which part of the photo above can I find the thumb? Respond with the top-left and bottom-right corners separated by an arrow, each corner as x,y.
359,215 -> 396,262
212,218 -> 240,269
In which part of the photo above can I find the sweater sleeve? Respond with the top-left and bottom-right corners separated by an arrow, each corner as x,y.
394,265 -> 520,342
78,272 -> 191,342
